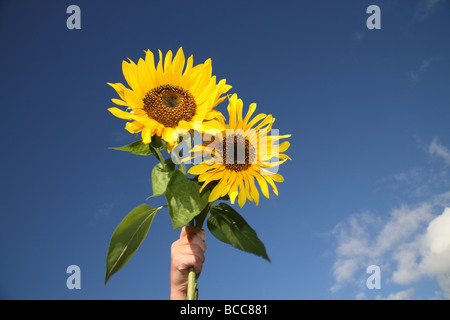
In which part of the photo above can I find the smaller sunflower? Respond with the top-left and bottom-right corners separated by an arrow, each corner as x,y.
108,47 -> 231,152
188,94 -> 291,207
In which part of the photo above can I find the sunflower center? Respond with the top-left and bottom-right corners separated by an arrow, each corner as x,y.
143,84 -> 196,128
222,135 -> 255,172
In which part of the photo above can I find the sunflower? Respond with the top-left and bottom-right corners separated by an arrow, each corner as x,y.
108,47 -> 231,152
187,94 -> 291,207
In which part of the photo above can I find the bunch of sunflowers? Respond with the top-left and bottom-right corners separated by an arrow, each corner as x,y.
105,48 -> 290,299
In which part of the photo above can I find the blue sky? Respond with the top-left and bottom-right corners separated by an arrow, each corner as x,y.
1,0 -> 449,300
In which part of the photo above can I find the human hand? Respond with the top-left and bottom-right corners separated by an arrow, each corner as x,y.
170,226 -> 207,300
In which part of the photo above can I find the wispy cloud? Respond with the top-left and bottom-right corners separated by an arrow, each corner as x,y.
95,202 -> 115,218
89,202 -> 115,227
407,56 -> 439,85
429,137 -> 450,166
414,0 -> 445,21
378,137 -> 450,198
352,31 -> 365,41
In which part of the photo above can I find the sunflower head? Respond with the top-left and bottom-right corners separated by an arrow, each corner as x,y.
108,47 -> 231,152
188,94 -> 291,207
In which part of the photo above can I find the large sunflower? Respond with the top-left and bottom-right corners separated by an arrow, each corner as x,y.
188,94 -> 291,207
108,47 -> 231,151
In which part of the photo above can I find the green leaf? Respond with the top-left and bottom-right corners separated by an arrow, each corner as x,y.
207,202 -> 270,262
109,137 -> 167,159
165,170 -> 210,229
151,158 -> 176,197
105,204 -> 163,284
109,140 -> 151,156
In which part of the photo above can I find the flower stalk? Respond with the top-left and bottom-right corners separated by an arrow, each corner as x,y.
187,220 -> 198,300
186,267 -> 198,300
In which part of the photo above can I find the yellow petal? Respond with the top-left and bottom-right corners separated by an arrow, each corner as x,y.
170,47 -> 185,85
163,49 -> 173,80
141,127 -> 152,144
137,58 -> 152,93
267,134 -> 292,144
243,103 -> 257,127
122,59 -> 143,96
260,158 -> 288,168
254,115 -> 273,132
178,120 -> 192,131
208,184 -> 221,202
219,170 -> 233,197
247,174 -> 259,206
237,180 -> 247,208
263,175 -> 278,196
200,120 -> 226,132
227,94 -> 238,128
228,172 -> 242,204
155,50 -> 164,83
123,89 -> 144,109
245,113 -> 267,130
252,171 -> 270,199
204,109 -> 226,122
235,95 -> 243,125
125,121 -> 144,134
199,179 -> 212,193
108,107 -> 133,120
111,98 -> 129,107
270,173 -> 284,183
188,163 -> 219,175
107,82 -> 127,100
243,174 -> 253,202
144,49 -> 157,86
278,141 -> 290,153
279,153 -> 292,160
198,167 -> 225,182
208,175 -> 231,202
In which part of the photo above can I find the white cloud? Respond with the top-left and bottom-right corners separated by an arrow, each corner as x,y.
429,138 -> 450,165
331,138 -> 450,298
330,204 -> 450,299
392,207 -> 450,298
376,288 -> 416,300
420,208 -> 450,276
391,241 -> 422,285
374,204 -> 433,255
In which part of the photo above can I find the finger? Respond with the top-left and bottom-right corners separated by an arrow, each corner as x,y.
171,239 -> 206,264
177,242 -> 206,260
185,226 -> 203,241
179,226 -> 190,239
178,226 -> 200,243
173,249 -> 205,275
189,234 -> 207,252
200,229 -> 206,241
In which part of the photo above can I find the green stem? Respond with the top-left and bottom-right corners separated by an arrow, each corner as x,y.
186,202 -> 212,300
149,144 -> 164,165
179,161 -> 186,175
186,267 -> 197,300
195,203 -> 211,230
186,219 -> 197,300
